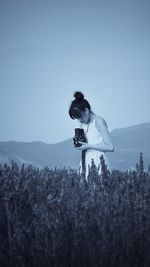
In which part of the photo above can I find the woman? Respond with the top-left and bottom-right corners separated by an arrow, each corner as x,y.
69,91 -> 115,180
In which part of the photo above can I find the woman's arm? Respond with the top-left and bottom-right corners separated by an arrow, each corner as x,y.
88,143 -> 114,152
88,117 -> 115,152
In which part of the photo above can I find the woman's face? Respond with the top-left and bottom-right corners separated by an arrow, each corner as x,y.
77,108 -> 90,124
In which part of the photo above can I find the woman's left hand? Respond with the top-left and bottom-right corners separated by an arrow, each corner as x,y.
76,142 -> 90,151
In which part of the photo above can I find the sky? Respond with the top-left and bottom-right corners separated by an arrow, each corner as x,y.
0,0 -> 150,144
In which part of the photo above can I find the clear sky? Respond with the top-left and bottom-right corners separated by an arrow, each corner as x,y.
0,0 -> 150,144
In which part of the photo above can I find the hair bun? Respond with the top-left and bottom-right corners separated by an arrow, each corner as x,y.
74,91 -> 84,101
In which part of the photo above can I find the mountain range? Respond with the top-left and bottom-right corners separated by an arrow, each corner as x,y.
0,122 -> 150,171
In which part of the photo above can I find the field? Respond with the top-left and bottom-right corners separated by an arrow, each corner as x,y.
0,157 -> 150,267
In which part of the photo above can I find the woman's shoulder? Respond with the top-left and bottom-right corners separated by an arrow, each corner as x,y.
95,115 -> 104,123
95,115 -> 108,128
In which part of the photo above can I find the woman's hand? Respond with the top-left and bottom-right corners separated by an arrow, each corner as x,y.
75,141 -> 90,151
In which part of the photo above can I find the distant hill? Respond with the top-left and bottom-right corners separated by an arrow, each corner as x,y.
109,122 -> 150,171
0,122 -> 150,171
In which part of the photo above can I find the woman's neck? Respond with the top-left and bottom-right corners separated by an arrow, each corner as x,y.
88,112 -> 95,124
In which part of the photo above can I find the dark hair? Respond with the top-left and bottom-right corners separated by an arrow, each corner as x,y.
69,91 -> 91,119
